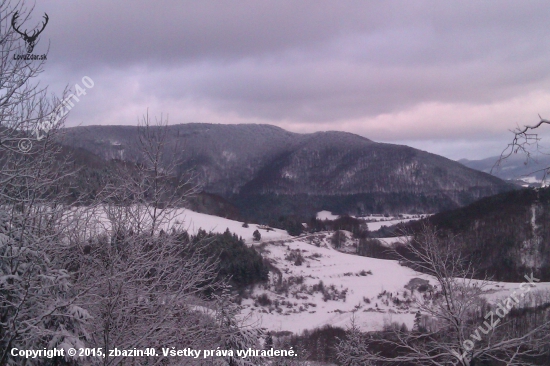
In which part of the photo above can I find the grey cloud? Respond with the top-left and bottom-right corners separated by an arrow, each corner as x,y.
134,55 -> 549,122
39,1 -> 550,66
25,0 -> 550,159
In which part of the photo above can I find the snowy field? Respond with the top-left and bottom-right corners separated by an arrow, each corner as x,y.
243,237 -> 426,333
365,219 -> 415,231
378,236 -> 410,246
64,206 -> 290,243
315,210 -> 426,231
66,206 -> 550,335
171,209 -> 290,242
242,233 -> 550,334
169,210 -> 550,334
316,210 -> 340,221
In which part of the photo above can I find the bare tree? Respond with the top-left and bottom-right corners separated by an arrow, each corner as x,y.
337,225 -> 550,366
0,1 -> 93,364
493,115 -> 550,179
0,1 -> 260,362
63,113 -> 246,365
101,112 -> 198,236
70,228 -> 220,365
211,286 -> 263,366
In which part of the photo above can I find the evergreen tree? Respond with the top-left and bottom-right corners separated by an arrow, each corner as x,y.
264,332 -> 273,350
214,287 -> 263,365
253,229 -> 261,241
413,311 -> 422,332
337,316 -> 373,366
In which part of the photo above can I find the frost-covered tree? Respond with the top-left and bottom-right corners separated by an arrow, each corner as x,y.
337,225 -> 550,365
70,229 -> 219,365
100,112 -> 198,236
0,1 -> 90,363
336,314 -> 373,366
62,115 -> 225,365
212,287 -> 262,365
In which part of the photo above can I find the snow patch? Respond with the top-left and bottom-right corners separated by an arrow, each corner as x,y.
316,211 -> 339,220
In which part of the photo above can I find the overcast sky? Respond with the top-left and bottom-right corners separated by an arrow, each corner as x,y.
24,1 -> 550,160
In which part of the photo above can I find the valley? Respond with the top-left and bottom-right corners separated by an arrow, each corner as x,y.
53,124 -> 550,340
3,2 -> 550,363
156,208 -> 550,335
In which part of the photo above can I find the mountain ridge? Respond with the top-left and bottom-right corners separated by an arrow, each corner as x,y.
61,123 -> 514,220
459,154 -> 550,183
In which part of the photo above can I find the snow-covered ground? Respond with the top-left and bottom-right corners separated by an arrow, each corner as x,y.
159,210 -> 550,335
64,206 -> 289,243
315,211 -> 427,231
67,206 -> 550,335
378,236 -> 410,247
521,176 -> 541,184
365,219 -> 415,231
242,232 -> 550,334
243,236 -> 427,333
172,209 -> 289,242
316,210 -> 340,221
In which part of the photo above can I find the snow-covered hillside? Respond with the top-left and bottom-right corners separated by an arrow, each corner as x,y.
172,209 -> 289,242
243,236 -> 426,333
242,232 -> 550,334
72,206 -> 550,335
315,211 -> 427,231
65,206 -> 290,243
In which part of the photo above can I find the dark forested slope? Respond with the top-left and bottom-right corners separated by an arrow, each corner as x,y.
410,187 -> 550,281
62,123 -> 514,220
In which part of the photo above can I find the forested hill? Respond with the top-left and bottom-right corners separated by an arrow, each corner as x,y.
62,123 -> 514,220
59,144 -> 240,219
411,187 -> 550,281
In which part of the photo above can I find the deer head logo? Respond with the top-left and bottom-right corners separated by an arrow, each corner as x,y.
11,12 -> 49,54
